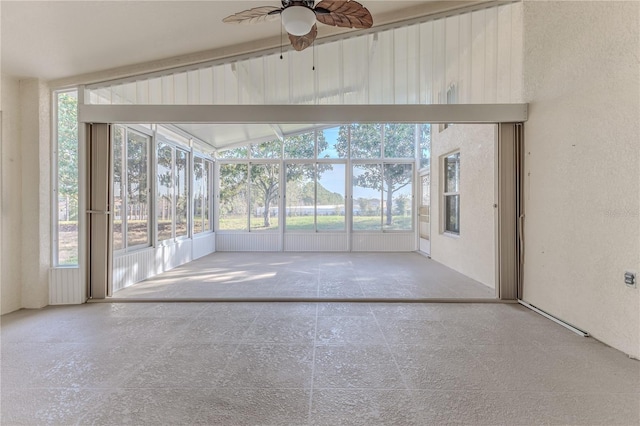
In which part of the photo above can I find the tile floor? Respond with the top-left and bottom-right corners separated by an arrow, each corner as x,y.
1,301 -> 638,425
112,252 -> 496,300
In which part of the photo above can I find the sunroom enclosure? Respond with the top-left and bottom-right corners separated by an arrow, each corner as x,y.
53,1 -> 525,302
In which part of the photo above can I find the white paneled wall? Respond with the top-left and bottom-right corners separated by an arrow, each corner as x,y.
216,233 -> 281,252
352,233 -> 416,252
113,248 -> 157,292
193,233 -> 216,259
86,3 -> 523,106
284,233 -> 349,252
49,268 -> 84,304
112,234 -> 215,292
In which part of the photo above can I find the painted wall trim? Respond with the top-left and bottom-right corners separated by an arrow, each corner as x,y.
79,104 -> 528,125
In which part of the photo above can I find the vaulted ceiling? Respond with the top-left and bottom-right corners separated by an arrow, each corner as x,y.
1,0 -> 464,82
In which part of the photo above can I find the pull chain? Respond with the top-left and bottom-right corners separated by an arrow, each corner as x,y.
312,40 -> 316,71
280,22 -> 283,60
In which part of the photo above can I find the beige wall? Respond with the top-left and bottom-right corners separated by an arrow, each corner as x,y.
522,1 -> 640,358
0,75 -> 51,315
1,74 -> 23,314
430,124 -> 496,289
19,79 -> 51,309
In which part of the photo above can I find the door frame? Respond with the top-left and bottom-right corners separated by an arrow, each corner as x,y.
82,103 -> 526,300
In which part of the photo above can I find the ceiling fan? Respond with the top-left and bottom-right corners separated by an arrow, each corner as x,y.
223,0 -> 373,52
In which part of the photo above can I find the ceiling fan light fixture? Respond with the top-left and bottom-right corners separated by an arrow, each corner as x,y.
281,5 -> 316,36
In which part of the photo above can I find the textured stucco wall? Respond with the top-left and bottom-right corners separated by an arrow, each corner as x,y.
19,78 -> 51,309
522,1 -> 640,358
430,124 -> 496,289
1,74 -> 23,314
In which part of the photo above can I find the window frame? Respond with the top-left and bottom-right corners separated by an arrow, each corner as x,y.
442,151 -> 460,236
52,89 -> 80,267
351,159 -> 415,233
112,124 -> 153,254
283,159 -> 348,233
192,154 -> 214,235
215,122 -> 422,235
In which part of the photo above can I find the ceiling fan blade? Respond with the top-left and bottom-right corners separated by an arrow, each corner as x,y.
288,24 -> 318,51
222,6 -> 282,24
314,0 -> 373,29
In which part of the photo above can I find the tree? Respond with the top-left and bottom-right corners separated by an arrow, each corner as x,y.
250,161 -> 279,228
336,124 -> 415,226
219,130 -> 332,229
219,163 -> 248,216
57,92 -> 79,221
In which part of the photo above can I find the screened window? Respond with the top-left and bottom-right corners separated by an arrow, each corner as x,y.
383,124 -> 415,159
318,127 -> 345,159
217,122 -> 422,234
54,90 -> 79,265
316,164 -> 345,231
156,143 -> 174,241
218,159 -> 281,232
353,164 -> 382,231
285,164 -> 315,231
383,164 -> 413,230
251,140 -> 282,159
112,125 -> 151,250
112,126 -> 125,251
219,163 -> 248,231
284,163 -> 345,232
193,157 -> 213,234
284,131 -> 315,159
443,152 -> 460,234
352,163 -> 413,231
125,129 -> 151,248
175,149 -> 189,237
350,124 -> 382,159
217,147 -> 248,159
420,124 -> 431,169
250,163 -> 280,231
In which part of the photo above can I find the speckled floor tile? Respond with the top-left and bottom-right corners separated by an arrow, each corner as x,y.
472,343 -> 640,393
2,301 -> 639,425
411,390 -> 530,425
123,343 -> 238,388
390,344 -> 504,391
194,388 -> 311,425
0,388 -> 103,425
179,315 -> 257,342
313,344 -> 406,389
317,303 -> 373,317
310,389 -> 421,425
377,319 -> 456,346
112,252 -> 496,299
76,388 -> 208,425
219,343 -> 314,388
315,316 -> 385,345
242,316 -> 316,343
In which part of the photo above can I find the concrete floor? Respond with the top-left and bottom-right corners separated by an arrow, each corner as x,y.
113,252 -> 496,300
1,301 -> 639,425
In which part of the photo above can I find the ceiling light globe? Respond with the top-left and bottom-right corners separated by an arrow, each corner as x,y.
281,6 -> 316,36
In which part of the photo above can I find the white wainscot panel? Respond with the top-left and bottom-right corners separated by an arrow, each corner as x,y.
112,248 -> 156,292
161,239 -> 192,271
216,233 -> 280,251
193,232 -> 216,259
352,233 -> 416,252
284,233 -> 349,252
49,268 -> 84,305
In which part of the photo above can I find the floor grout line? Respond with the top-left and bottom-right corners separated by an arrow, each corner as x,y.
307,303 -> 320,425
370,307 -> 413,393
